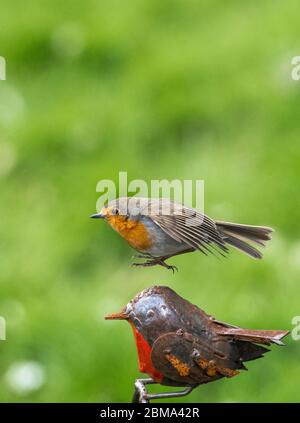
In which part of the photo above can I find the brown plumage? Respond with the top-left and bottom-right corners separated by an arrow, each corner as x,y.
91,197 -> 274,271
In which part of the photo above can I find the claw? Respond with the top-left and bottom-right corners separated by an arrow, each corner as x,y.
170,265 -> 178,273
158,260 -> 178,273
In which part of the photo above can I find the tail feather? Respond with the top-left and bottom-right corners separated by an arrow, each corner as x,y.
219,328 -> 288,368
235,341 -> 270,364
214,320 -> 288,368
215,221 -> 273,259
218,328 -> 289,346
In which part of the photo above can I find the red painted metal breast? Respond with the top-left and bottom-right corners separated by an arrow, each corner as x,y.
129,322 -> 163,383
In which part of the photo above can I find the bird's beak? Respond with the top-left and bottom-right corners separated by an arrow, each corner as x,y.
105,309 -> 128,320
90,213 -> 105,219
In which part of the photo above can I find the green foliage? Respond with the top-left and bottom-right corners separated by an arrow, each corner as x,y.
0,0 -> 299,402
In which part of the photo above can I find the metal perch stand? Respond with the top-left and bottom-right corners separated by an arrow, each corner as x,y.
132,378 -> 194,403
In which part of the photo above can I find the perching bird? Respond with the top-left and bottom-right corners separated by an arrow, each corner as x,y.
91,197 -> 273,272
106,286 -> 288,402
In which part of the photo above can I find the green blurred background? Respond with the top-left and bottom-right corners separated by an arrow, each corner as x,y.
0,0 -> 299,402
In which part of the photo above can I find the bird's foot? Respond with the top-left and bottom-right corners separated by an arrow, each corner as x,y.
158,260 -> 178,273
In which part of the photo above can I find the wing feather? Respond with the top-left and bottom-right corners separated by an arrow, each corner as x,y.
143,200 -> 228,257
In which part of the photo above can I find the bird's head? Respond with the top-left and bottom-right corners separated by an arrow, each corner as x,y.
105,286 -> 179,345
90,197 -> 149,221
90,197 -> 128,219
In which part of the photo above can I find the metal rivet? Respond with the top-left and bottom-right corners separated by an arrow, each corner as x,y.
146,309 -> 155,318
192,349 -> 200,358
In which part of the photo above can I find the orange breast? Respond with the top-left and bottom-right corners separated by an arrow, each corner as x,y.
106,215 -> 152,251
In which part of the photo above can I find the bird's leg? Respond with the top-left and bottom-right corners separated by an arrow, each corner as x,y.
131,252 -> 163,268
132,378 -> 195,403
132,253 -> 152,259
131,259 -> 159,268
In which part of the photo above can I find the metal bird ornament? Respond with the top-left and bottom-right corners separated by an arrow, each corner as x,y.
91,197 -> 273,272
106,286 -> 288,403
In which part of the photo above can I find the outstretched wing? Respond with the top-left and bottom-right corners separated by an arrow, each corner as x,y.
142,199 -> 228,257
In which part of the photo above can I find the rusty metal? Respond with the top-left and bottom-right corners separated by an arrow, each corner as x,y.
105,311 -> 128,320
106,286 -> 289,402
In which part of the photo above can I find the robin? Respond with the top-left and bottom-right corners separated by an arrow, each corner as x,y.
91,197 -> 273,271
106,286 -> 288,403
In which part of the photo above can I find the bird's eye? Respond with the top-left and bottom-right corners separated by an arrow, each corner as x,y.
115,209 -> 119,215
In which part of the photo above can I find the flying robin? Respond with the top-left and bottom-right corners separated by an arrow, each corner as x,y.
91,197 -> 273,271
106,286 -> 288,403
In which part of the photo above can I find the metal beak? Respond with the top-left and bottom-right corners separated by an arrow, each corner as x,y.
105,310 -> 128,320
90,213 -> 105,219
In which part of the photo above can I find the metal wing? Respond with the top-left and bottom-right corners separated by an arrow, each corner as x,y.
151,331 -> 239,386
